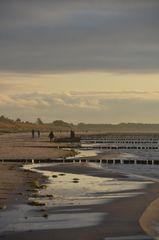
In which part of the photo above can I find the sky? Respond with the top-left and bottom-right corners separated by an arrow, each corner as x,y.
0,0 -> 159,123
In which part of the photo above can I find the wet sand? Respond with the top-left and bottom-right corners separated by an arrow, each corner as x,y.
0,163 -> 44,209
0,164 -> 24,208
2,163 -> 159,240
37,163 -> 127,179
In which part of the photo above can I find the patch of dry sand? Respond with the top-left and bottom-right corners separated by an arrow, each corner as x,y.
0,133 -> 72,160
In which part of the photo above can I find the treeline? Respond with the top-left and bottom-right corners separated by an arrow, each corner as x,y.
1,115 -> 159,133
0,116 -> 74,132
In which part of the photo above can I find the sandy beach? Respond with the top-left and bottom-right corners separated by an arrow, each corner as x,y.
0,164 -> 29,208
0,133 -> 159,239
0,132 -> 74,160
0,132 -> 73,209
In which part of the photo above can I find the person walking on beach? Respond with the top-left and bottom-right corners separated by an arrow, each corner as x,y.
70,130 -> 75,138
48,131 -> 54,142
32,129 -> 35,139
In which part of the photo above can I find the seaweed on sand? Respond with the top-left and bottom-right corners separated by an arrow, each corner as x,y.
29,180 -> 47,189
52,175 -> 58,178
28,201 -> 46,207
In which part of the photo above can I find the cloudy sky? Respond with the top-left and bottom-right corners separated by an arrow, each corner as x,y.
0,0 -> 159,123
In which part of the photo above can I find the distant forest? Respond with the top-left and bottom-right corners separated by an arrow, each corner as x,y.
1,115 -> 159,133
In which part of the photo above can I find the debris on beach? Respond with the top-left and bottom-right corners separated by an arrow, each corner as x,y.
52,175 -> 58,178
42,213 -> 48,218
73,178 -> 79,181
72,178 -> 80,183
72,180 -> 79,183
31,194 -> 53,199
26,189 -> 39,193
58,173 -> 65,176
29,180 -> 47,189
27,200 -> 46,207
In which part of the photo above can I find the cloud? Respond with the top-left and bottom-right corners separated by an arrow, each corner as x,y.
1,90 -> 159,108
0,91 -> 159,123
0,0 -> 159,73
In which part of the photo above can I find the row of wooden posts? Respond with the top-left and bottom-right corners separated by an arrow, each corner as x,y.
0,158 -> 159,165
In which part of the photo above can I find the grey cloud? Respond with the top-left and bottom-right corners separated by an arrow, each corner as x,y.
0,0 -> 159,73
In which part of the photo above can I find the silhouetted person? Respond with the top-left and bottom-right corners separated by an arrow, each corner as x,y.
48,131 -> 54,142
32,129 -> 35,139
37,130 -> 40,138
70,130 -> 75,139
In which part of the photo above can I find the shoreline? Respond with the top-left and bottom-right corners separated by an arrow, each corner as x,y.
39,163 -> 159,239
1,163 -> 159,240
1,133 -> 159,239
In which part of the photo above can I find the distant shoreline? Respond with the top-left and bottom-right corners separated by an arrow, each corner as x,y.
1,115 -> 159,133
